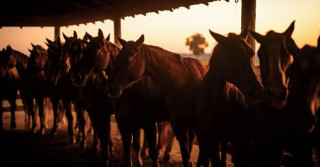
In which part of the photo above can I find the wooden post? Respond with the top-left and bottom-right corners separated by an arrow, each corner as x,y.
241,0 -> 256,51
114,17 -> 121,46
54,25 -> 60,40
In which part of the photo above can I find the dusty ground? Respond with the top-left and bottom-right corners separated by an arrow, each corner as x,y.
0,110 -> 234,167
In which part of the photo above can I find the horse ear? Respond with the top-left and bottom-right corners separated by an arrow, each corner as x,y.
98,29 -> 104,39
85,32 -> 94,42
28,49 -> 33,53
118,37 -> 127,46
239,28 -> 248,40
286,36 -> 300,60
31,43 -> 36,48
283,20 -> 295,37
106,34 -> 110,41
73,31 -> 78,38
63,33 -> 69,42
209,30 -> 226,43
248,30 -> 265,43
57,36 -> 62,47
136,34 -> 144,48
46,38 -> 53,45
6,45 -> 12,52
45,42 -> 50,48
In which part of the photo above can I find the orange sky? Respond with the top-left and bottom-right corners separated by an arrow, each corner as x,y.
0,0 -> 319,55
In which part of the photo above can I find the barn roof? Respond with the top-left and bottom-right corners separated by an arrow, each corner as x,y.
0,0 -> 231,27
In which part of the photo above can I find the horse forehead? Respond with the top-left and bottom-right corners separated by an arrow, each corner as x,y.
265,31 -> 286,43
124,41 -> 137,49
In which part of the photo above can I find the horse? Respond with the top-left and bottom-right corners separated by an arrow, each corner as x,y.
104,34 -> 207,167
195,29 -> 263,167
45,36 -> 89,144
24,44 -> 65,135
288,39 -> 320,167
63,30 -> 116,164
53,31 -> 100,150
249,21 -> 318,166
0,45 -> 29,130
141,122 -> 176,162
281,36 -> 320,167
72,30 -> 178,166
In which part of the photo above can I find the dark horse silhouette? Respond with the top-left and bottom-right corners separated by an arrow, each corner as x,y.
195,29 -> 263,167
45,36 -> 86,143
0,46 -> 29,130
72,30 -> 177,166
63,30 -> 116,165
25,44 -> 75,138
249,21 -> 318,167
105,34 -> 207,167
52,31 -> 101,150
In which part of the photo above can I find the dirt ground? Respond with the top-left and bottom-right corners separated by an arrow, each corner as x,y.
0,110 -> 234,167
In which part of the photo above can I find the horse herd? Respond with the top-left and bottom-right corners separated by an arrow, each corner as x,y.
1,20 -> 320,167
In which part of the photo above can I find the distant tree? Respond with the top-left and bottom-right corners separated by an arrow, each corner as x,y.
185,33 -> 208,56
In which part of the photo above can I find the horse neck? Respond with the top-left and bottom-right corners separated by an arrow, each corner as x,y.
14,50 -> 29,70
139,45 -> 191,90
206,63 -> 230,94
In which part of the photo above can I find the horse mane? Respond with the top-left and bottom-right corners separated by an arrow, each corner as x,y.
14,50 -> 29,62
13,49 -> 29,72
225,82 -> 247,105
182,57 -> 207,84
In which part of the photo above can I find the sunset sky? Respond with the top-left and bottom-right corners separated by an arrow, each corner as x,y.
0,0 -> 319,56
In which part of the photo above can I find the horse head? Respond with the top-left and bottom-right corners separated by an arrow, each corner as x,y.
27,44 -> 48,82
1,46 -> 15,77
62,31 -> 87,76
285,38 -> 320,135
249,21 -> 295,109
107,34 -> 145,97
209,29 -> 263,104
46,36 -> 66,85
70,29 -> 115,87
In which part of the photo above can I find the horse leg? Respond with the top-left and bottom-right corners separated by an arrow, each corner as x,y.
87,120 -> 94,135
8,92 -> 17,129
37,97 -> 46,135
27,97 -> 37,133
145,124 -> 160,167
195,130 -> 210,167
292,140 -> 314,167
141,130 -> 149,158
232,140 -> 250,167
63,99 -> 75,144
220,141 -> 227,167
50,98 -> 59,136
207,140 -> 220,167
171,126 -> 192,167
107,115 -> 114,157
21,95 -> 30,129
74,102 -> 87,149
163,131 -> 176,162
117,119 -> 133,167
132,128 -> 143,167
88,110 -> 112,166
189,130 -> 195,153
156,122 -> 164,155
92,130 -> 100,152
